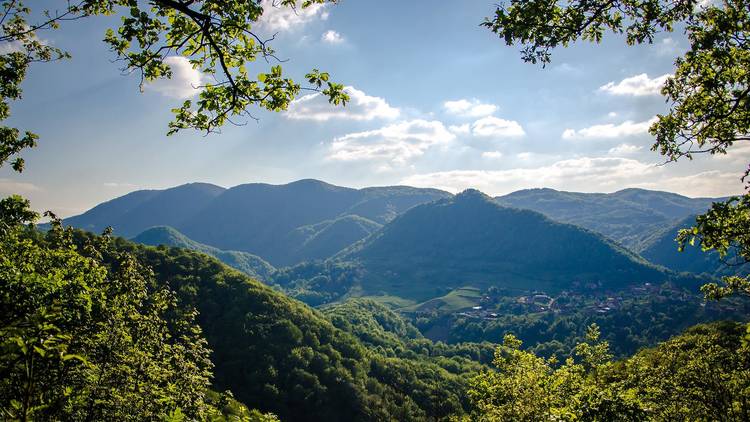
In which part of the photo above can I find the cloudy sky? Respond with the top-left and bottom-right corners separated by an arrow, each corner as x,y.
2,0 -> 748,216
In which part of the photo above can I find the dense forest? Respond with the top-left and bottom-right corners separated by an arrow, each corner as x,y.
4,197 -> 749,420
3,0 -> 750,420
2,198 -> 493,420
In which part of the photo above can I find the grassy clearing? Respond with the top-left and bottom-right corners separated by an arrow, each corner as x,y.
402,287 -> 483,314
358,295 -> 417,309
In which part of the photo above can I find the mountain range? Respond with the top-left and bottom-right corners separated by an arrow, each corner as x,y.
62,179 -> 729,294
64,179 -> 449,266
339,189 -> 678,301
63,182 -> 226,238
495,187 -> 721,250
639,215 -> 749,277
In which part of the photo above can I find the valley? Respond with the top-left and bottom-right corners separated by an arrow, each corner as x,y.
60,179 -> 748,360
4,1 -> 750,419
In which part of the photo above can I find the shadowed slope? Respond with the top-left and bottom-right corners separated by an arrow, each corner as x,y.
342,189 -> 672,301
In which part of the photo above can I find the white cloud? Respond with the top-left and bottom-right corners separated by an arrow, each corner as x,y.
552,62 -> 581,74
400,157 -> 657,195
145,56 -> 203,99
607,112 -> 618,118
0,178 -> 41,194
448,124 -> 470,135
321,30 -> 344,44
443,99 -> 498,118
516,152 -> 533,160
103,182 -> 137,188
0,32 -> 51,55
715,142 -> 750,164
482,151 -> 503,160
328,119 -> 455,165
635,170 -> 742,197
257,0 -> 329,32
0,40 -> 24,54
471,116 -> 525,138
288,86 -> 399,121
655,37 -> 681,57
608,143 -> 643,155
599,73 -> 671,96
697,0 -> 718,8
562,117 -> 656,140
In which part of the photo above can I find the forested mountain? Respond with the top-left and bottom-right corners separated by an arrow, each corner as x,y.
340,189 -> 677,301
62,183 -> 226,237
132,225 -> 276,282
6,197 -> 746,421
65,181 -> 727,270
640,215 -> 750,277
177,180 -> 449,265
63,179 -> 449,266
496,188 -> 721,250
280,215 -> 382,263
88,233 -> 486,421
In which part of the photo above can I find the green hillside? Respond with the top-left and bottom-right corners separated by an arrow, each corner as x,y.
640,215 -> 749,277
342,189 -> 673,301
284,215 -> 382,263
63,183 -> 225,238
64,179 -> 449,266
322,299 -> 495,365
179,180 -> 450,265
401,287 -> 484,314
81,232 -> 483,421
132,225 -> 276,282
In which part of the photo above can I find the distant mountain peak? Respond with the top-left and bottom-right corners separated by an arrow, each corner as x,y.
455,188 -> 493,202
175,181 -> 226,190
287,178 -> 330,186
341,189 -> 671,301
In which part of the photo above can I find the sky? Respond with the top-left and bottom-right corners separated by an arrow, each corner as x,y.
2,0 -> 748,217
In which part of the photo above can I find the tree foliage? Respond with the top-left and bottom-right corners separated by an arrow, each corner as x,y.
0,195 -> 215,420
0,1 -> 71,171
466,322 -> 750,421
484,0 -> 750,299
89,238 -> 494,421
0,0 -> 348,170
467,324 -> 643,421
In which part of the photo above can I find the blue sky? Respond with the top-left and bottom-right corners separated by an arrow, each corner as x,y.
2,0 -> 748,217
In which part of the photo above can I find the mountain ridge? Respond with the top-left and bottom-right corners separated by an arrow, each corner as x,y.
132,225 -> 276,281
339,189 -> 681,301
495,187 -> 723,250
640,215 -> 749,277
63,180 -> 727,270
62,179 -> 452,266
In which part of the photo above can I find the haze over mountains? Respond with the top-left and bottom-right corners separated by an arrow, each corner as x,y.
639,215 -> 749,277
496,188 -> 721,250
132,226 -> 276,282
64,182 -> 226,238
61,178 -> 734,293
65,179 -> 449,266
